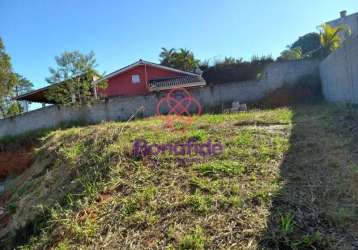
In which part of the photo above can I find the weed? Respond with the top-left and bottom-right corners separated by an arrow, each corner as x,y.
279,213 -> 294,236
179,226 -> 206,250
55,239 -> 71,250
186,192 -> 214,213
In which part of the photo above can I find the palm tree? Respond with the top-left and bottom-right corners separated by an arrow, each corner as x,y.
159,48 -> 175,66
176,48 -> 199,72
159,48 -> 199,72
318,23 -> 351,58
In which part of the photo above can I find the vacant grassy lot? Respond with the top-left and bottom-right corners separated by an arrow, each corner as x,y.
1,103 -> 358,249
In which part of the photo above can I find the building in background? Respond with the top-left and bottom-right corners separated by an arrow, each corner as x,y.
15,60 -> 206,105
326,10 -> 358,40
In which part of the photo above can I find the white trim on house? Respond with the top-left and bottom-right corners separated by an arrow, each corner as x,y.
149,81 -> 205,91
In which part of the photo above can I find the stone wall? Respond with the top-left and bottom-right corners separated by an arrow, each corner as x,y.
0,59 -> 320,138
320,35 -> 358,103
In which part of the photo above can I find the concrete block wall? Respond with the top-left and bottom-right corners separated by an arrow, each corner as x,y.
0,59 -> 320,138
327,12 -> 358,40
320,35 -> 358,103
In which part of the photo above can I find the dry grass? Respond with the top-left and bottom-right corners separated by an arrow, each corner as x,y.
0,103 -> 358,249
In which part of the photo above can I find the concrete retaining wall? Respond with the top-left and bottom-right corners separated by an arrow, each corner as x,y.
320,35 -> 358,103
0,59 -> 320,138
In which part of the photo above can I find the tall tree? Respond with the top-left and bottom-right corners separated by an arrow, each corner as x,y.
159,48 -> 175,66
13,74 -> 33,112
0,37 -> 19,117
0,74 -> 33,117
0,38 -> 16,97
159,48 -> 199,72
0,37 -> 34,117
46,51 -> 107,105
14,73 -> 33,96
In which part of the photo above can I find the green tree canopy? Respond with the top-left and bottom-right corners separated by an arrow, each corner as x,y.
0,37 -> 32,117
14,74 -> 33,113
6,102 -> 23,117
46,51 -> 107,105
159,48 -> 200,72
278,47 -> 303,61
0,38 -> 16,97
279,24 -> 351,60
14,74 -> 33,96
290,32 -> 321,55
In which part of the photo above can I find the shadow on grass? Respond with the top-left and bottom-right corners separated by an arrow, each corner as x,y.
261,103 -> 358,249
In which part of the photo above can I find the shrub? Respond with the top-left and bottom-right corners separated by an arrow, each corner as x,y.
202,56 -> 273,84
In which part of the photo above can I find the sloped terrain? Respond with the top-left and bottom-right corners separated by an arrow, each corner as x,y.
0,103 -> 358,249
0,143 -> 35,180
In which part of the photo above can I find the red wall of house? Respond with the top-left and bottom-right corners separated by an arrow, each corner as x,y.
98,64 -> 185,97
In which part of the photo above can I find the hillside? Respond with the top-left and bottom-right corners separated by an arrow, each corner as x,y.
0,103 -> 358,249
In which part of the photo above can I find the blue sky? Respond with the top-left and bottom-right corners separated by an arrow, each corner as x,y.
1,0 -> 357,91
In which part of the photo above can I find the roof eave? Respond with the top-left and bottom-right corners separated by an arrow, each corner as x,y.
92,60 -> 201,85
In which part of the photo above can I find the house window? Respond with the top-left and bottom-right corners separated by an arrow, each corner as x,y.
132,74 -> 141,84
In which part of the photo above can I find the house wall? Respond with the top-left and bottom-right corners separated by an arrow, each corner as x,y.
327,12 -> 358,39
320,35 -> 358,103
98,65 -> 185,97
0,59 -> 320,138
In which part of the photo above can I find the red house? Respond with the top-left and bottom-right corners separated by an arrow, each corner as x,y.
15,60 -> 206,104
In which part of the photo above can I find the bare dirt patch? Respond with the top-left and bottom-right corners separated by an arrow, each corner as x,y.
0,149 -> 35,180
